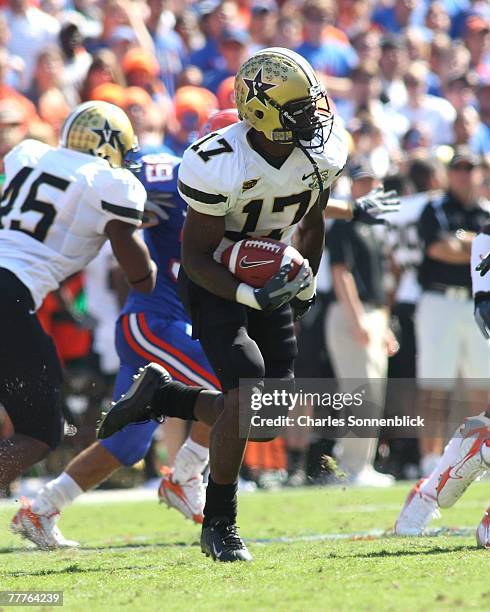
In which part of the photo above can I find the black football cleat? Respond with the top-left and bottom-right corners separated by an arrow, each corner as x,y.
201,517 -> 253,562
97,363 -> 171,439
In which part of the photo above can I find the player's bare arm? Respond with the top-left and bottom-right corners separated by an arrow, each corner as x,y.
182,208 -> 240,301
295,193 -> 328,275
105,219 -> 156,294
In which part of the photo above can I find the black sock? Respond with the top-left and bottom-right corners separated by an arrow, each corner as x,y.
203,476 -> 238,526
151,381 -> 203,420
288,449 -> 305,474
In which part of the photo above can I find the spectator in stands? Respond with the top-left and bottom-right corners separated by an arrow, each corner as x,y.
79,49 -> 125,101
0,12 -> 24,90
216,74 -> 235,109
415,147 -> 490,476
424,1 -> 451,37
372,0 -> 424,35
464,15 -> 490,77
123,85 -> 168,153
443,73 -> 477,113
1,0 -> 60,92
0,47 -> 39,128
473,79 -> 490,156
27,46 -> 71,135
204,29 -> 250,93
248,1 -> 277,52
326,159 -> 398,487
88,82 -> 126,106
351,28 -> 382,65
164,85 -> 217,155
121,46 -> 168,107
453,106 -> 480,148
273,14 -> 302,50
336,61 -> 408,156
147,0 -> 188,96
378,35 -> 408,107
336,0 -> 372,39
397,61 -> 456,146
59,20 -> 92,106
294,0 -> 358,78
188,0 -> 237,75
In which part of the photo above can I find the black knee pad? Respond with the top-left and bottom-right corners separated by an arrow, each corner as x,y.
228,329 -> 266,388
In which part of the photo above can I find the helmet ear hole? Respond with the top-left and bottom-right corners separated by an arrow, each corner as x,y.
254,110 -> 264,119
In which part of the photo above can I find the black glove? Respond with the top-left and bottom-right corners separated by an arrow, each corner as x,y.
476,252 -> 490,277
290,293 -> 316,321
352,187 -> 400,225
254,261 -> 313,313
475,299 -> 490,339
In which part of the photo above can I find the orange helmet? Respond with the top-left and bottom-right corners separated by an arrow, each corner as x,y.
199,108 -> 240,137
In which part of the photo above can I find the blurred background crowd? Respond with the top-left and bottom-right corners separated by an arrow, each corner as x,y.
1,0 -> 490,493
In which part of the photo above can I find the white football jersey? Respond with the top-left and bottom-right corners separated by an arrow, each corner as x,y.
0,139 -> 146,309
177,119 -> 348,260
385,192 -> 435,304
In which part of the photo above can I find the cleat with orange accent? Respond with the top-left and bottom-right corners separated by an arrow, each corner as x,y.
437,414 -> 490,509
395,479 -> 440,536
10,498 -> 79,550
158,466 -> 205,524
476,506 -> 490,549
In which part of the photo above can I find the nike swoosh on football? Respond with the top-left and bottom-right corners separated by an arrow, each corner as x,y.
239,256 -> 275,268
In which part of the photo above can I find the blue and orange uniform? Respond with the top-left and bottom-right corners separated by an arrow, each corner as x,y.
100,152 -> 219,466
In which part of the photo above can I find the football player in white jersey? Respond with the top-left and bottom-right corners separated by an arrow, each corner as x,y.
97,48 -> 399,562
395,227 -> 490,547
0,101 -> 156,496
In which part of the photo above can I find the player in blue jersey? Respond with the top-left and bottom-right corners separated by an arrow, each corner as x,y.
10,110 -> 240,550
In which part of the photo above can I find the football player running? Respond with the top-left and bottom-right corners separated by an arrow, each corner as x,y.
98,48 -> 400,562
395,226 -> 490,548
11,110 -> 240,550
0,102 -> 156,501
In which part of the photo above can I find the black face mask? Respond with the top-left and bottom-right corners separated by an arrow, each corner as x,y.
280,95 -> 333,149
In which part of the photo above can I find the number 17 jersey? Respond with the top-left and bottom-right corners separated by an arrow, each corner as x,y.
177,119 -> 348,261
0,139 -> 146,309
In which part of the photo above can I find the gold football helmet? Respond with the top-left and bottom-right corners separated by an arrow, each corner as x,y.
59,101 -> 138,168
235,47 -> 332,149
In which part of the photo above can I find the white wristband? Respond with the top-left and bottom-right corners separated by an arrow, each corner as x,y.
295,275 -> 317,301
236,283 -> 261,310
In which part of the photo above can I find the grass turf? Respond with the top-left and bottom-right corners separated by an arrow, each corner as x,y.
0,482 -> 489,611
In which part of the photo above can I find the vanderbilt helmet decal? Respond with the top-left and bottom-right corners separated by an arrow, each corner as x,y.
60,101 -> 138,168
243,68 -> 278,106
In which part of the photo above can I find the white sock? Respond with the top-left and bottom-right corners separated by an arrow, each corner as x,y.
32,472 -> 83,515
172,438 -> 209,484
185,437 -> 209,462
420,432 -> 462,499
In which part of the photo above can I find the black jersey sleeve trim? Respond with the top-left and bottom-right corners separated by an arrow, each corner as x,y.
178,179 -> 227,205
101,201 -> 143,220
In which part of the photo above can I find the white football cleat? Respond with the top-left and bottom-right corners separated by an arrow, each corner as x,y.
476,507 -> 490,549
437,416 -> 490,509
158,466 -> 205,524
395,479 -> 440,536
10,498 -> 80,550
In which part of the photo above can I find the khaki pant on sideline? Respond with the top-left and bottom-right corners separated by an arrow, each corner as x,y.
326,303 -> 388,476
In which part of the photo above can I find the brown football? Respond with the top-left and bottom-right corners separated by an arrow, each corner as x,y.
221,238 -> 304,288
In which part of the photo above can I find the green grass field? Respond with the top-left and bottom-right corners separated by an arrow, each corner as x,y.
0,482 -> 489,611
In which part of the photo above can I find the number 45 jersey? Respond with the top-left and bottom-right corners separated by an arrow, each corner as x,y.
0,139 -> 146,310
177,119 -> 348,260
